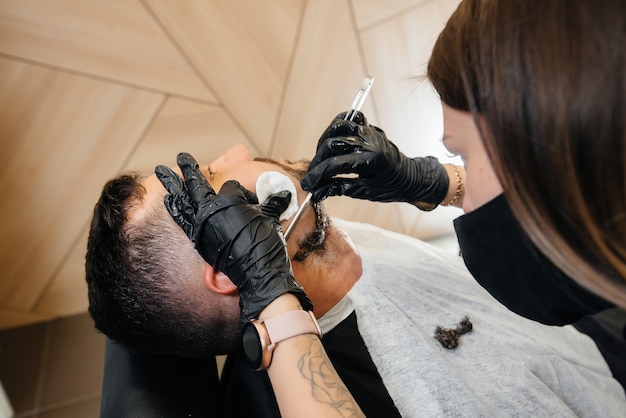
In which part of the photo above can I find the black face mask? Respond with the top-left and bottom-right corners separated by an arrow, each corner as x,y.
454,194 -> 612,325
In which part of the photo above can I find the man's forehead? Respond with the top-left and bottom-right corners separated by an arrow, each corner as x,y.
143,157 -> 308,198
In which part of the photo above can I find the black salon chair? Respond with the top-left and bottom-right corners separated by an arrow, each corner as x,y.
100,338 -> 223,417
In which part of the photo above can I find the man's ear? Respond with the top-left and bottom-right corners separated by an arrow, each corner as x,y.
203,264 -> 238,295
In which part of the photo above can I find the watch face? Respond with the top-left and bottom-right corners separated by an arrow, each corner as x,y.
242,322 -> 263,370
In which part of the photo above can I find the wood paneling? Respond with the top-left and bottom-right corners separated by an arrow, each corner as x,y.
351,0 -> 433,30
144,0 -> 305,154
272,0 -> 369,161
0,0 -> 216,102
0,58 -> 163,319
0,0 -> 462,329
34,231 -> 90,317
358,0 -> 463,236
0,310 -> 51,330
124,96 -> 253,171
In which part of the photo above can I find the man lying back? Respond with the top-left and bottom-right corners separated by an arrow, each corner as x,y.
86,145 -> 625,416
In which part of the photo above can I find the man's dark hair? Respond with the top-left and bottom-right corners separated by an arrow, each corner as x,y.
86,173 -> 238,357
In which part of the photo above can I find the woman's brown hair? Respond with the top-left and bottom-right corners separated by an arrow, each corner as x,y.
428,0 -> 626,307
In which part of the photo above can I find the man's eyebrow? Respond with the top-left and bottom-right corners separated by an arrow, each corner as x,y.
253,157 -> 310,180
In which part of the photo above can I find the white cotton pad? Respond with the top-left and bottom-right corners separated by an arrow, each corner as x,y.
255,171 -> 299,221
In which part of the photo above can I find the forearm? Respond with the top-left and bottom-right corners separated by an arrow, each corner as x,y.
262,294 -> 365,418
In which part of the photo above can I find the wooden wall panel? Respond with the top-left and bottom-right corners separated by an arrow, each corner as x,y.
351,0 -> 432,30
0,0 -> 216,102
358,0 -> 463,236
0,310 -> 51,331
0,58 -> 163,323
124,97 -> 253,172
34,231 -> 89,317
360,0 -> 461,158
144,0 -> 305,154
272,0 -> 369,161
0,0 -> 461,329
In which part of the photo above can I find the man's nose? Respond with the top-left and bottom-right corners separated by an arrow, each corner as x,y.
209,144 -> 251,172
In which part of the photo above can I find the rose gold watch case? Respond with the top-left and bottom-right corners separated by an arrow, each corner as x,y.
249,319 -> 273,371
248,310 -> 322,371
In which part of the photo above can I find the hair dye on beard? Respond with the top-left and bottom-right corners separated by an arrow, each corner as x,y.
293,202 -> 330,262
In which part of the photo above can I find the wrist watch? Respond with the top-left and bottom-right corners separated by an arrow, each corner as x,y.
242,310 -> 322,371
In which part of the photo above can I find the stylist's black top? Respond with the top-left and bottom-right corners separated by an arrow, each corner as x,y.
454,194 -> 626,389
573,308 -> 626,389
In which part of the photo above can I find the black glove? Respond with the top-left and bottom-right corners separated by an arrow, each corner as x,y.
155,152 -> 313,328
301,112 -> 449,209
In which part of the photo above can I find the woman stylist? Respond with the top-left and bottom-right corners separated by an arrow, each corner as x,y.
302,0 -> 626,389
157,0 -> 625,416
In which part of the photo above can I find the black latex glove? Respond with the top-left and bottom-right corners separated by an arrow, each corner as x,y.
155,152 -> 313,328
301,112 -> 449,209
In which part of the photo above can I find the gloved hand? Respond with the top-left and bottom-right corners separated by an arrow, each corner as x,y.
155,152 -> 313,328
301,112 -> 449,209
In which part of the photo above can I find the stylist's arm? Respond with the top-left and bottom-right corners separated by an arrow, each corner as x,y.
156,152 -> 364,418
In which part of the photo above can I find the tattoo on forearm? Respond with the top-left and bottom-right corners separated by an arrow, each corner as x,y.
298,340 -> 361,417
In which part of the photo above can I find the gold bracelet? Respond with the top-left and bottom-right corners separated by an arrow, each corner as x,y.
442,166 -> 463,207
